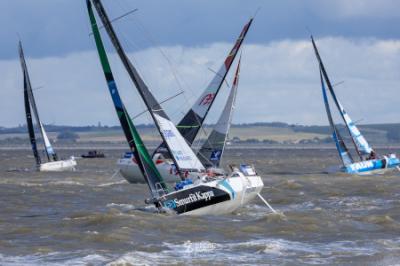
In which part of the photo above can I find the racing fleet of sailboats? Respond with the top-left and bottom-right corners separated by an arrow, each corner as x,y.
87,0 -> 263,215
11,0 -> 400,215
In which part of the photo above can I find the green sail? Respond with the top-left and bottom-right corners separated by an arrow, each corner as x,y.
86,0 -> 167,197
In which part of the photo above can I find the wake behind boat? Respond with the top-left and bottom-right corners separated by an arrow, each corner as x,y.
311,36 -> 400,175
87,0 -> 264,215
19,41 -> 76,172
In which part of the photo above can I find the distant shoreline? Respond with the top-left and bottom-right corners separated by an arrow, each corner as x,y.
2,143 -> 400,151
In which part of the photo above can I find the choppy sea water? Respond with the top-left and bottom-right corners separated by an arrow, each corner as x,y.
0,148 -> 400,265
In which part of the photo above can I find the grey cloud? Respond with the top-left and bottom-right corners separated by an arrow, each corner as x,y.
1,0 -> 400,60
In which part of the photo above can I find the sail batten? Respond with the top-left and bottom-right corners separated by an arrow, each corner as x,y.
87,0 -> 167,196
91,0 -> 205,175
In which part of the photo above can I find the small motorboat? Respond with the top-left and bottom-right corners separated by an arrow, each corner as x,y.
81,150 -> 105,158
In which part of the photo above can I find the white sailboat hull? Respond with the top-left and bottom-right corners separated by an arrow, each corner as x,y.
183,175 -> 263,216
159,171 -> 264,216
39,157 -> 77,172
117,158 -> 181,183
117,158 -> 202,183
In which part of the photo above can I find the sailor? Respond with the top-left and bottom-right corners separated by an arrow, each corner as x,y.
367,150 -> 376,160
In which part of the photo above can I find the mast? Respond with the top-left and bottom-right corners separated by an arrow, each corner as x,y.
198,56 -> 241,167
311,36 -> 363,160
86,0 -> 167,196
319,68 -> 353,166
154,18 -> 254,157
91,0 -> 205,177
18,41 -> 57,162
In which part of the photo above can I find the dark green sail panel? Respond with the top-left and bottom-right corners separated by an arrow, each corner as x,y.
87,0 -> 167,196
91,0 -> 206,176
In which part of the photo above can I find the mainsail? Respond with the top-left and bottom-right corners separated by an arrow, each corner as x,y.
154,18 -> 253,157
91,0 -> 205,175
311,36 -> 372,160
87,0 -> 167,196
18,41 -> 57,163
22,66 -> 41,167
198,57 -> 241,167
319,69 -> 353,166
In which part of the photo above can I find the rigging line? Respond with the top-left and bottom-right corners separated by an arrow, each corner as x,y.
207,67 -> 231,88
131,91 -> 184,120
117,27 -> 176,108
89,8 -> 139,36
332,81 -> 344,87
120,21 -> 204,170
133,17 -> 196,115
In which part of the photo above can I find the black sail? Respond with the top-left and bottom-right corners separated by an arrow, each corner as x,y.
91,0 -> 205,176
86,0 -> 167,196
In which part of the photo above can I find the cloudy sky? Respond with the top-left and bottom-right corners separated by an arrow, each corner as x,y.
1,0 -> 399,127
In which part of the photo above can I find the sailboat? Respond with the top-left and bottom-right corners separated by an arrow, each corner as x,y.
87,0 -> 263,215
311,36 -> 400,175
19,41 -> 77,172
117,18 -> 253,183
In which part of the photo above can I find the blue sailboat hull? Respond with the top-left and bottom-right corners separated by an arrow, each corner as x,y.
344,156 -> 400,174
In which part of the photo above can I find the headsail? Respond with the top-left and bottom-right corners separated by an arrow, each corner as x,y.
87,0 -> 167,196
154,18 -> 254,157
311,36 -> 366,160
18,41 -> 57,162
91,0 -> 205,175
319,69 -> 353,166
335,101 -> 373,156
198,57 -> 241,167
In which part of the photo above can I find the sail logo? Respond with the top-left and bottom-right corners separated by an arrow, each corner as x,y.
164,190 -> 215,209
348,160 -> 374,172
199,93 -> 215,106
162,130 -> 175,138
210,150 -> 222,161
173,150 -> 192,161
